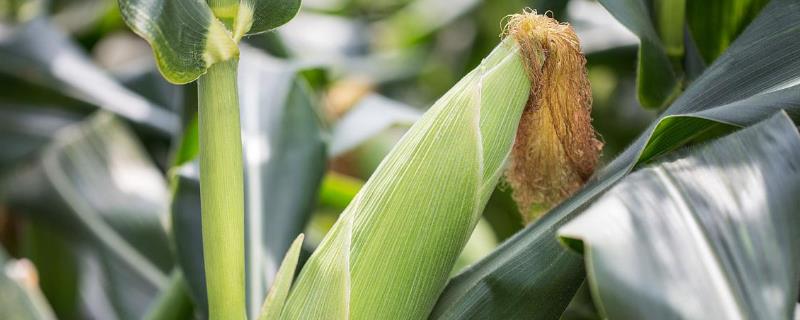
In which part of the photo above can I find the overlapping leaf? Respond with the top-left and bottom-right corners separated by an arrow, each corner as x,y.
559,112 -> 800,319
117,0 -> 300,83
431,0 -> 800,318
0,19 -> 178,135
0,113 -> 172,319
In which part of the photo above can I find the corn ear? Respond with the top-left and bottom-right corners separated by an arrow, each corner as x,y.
273,12 -> 599,319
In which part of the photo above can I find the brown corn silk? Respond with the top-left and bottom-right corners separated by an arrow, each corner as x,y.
505,11 -> 603,223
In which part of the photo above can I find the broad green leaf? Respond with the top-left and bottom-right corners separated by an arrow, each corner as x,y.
687,0 -> 769,64
431,1 -> 800,318
281,37 -> 531,319
0,19 -> 179,135
597,0 -> 681,108
169,47 -> 326,318
559,112 -> 800,319
259,234 -> 304,320
117,0 -> 300,84
117,0 -> 237,84
0,104 -> 81,172
1,113 -> 171,319
237,0 -> 301,38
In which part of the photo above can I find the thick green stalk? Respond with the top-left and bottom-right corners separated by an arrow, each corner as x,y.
198,59 -> 246,320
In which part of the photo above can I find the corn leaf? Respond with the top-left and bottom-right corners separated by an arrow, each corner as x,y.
687,0 -> 769,64
596,0 -> 680,108
0,113 -> 171,319
559,111 -> 800,319
116,0 -> 236,84
431,1 -> 800,318
280,37 -> 530,319
237,0 -> 301,37
170,47 -> 326,318
0,19 -> 179,135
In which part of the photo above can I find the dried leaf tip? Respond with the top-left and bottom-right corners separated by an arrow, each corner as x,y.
503,10 -> 603,223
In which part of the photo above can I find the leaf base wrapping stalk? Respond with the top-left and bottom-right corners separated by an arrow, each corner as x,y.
198,59 -> 246,320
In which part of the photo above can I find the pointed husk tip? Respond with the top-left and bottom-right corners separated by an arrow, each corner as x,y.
503,10 -> 603,223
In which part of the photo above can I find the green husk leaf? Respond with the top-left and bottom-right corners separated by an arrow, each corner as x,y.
259,234 -> 304,320
281,35 -> 530,319
280,12 -> 599,318
559,111 -> 800,319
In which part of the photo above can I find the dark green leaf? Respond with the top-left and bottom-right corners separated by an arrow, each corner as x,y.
597,0 -> 681,108
0,247 -> 57,320
1,113 -> 171,319
559,112 -> 800,319
431,1 -> 800,318
0,19 -> 179,135
116,0 -> 237,83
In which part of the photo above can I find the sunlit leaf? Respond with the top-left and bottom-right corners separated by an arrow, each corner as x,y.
432,1 -> 800,318
0,19 -> 179,135
559,112 -> 800,319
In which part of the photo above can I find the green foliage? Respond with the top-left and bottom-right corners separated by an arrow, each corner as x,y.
560,112 -> 800,319
116,0 -> 300,83
431,0 -> 800,317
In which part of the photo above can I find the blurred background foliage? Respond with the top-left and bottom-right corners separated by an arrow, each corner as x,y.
0,0 -> 775,318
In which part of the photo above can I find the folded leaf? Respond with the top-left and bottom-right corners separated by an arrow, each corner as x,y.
117,0 -> 237,84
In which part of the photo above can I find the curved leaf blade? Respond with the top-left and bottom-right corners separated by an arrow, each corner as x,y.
241,0 -> 301,37
559,112 -> 800,319
432,1 -> 800,318
597,0 -> 680,108
117,0 -> 238,84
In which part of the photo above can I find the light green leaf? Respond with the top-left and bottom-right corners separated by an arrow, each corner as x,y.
687,0 -> 769,64
559,112 -> 800,319
117,0 -> 237,84
259,234 -> 304,320
431,1 -> 800,318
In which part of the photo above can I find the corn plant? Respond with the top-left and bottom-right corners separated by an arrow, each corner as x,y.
0,0 -> 799,319
116,0 -> 300,318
